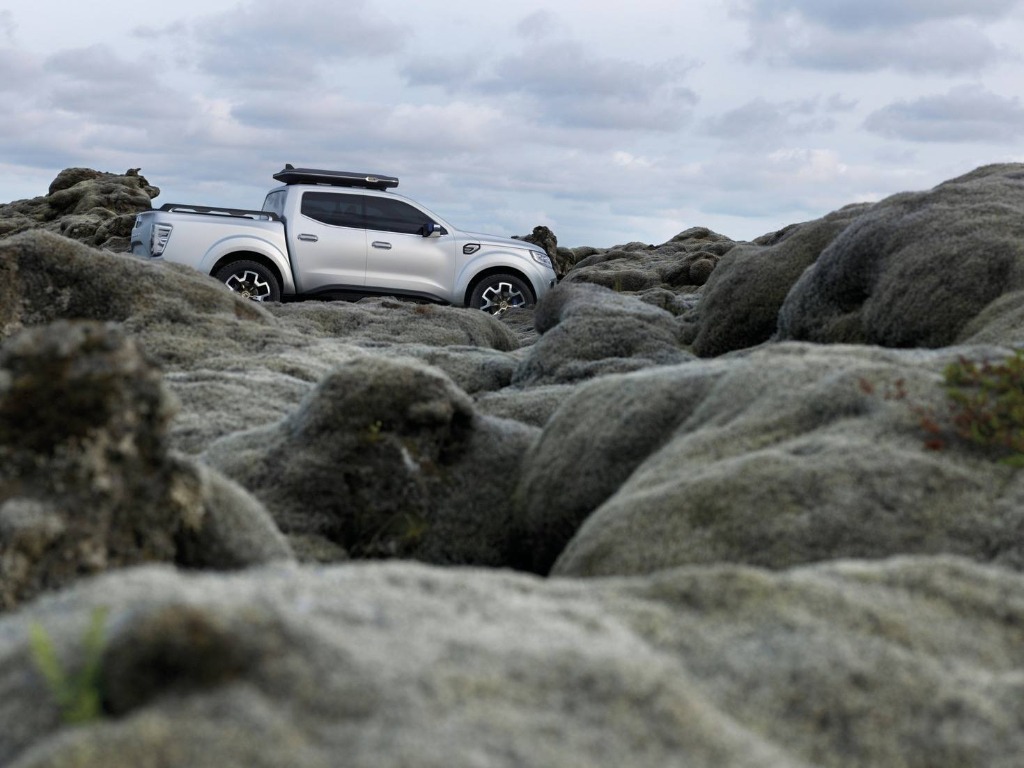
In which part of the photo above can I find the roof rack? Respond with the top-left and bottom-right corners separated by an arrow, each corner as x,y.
273,164 -> 399,190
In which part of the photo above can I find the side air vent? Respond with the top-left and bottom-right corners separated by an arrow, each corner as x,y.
463,244 -> 481,255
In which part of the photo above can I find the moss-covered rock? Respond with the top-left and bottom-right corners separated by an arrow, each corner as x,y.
0,168 -> 158,250
0,321 -> 291,611
202,355 -> 537,565
778,164 -> 1024,348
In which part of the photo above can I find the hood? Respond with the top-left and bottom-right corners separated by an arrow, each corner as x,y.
456,230 -> 540,253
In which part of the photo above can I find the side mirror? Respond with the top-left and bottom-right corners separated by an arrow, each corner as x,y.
422,222 -> 444,237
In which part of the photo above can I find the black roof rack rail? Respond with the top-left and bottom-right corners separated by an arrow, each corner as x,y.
159,203 -> 281,221
273,164 -> 399,190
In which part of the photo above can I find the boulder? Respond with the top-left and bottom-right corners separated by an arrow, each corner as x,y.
165,336 -> 522,456
565,227 -> 737,301
265,297 -> 520,352
511,359 -> 731,573
511,281 -> 693,387
0,168 -> 158,251
955,289 -> 1024,345
513,224 -> 566,275
474,382 -> 579,428
539,342 -> 1024,578
0,231 -> 333,451
682,204 -> 872,356
3,557 -> 1024,766
0,230 -> 274,352
162,368 -> 319,455
375,344 -> 518,394
0,321 -> 292,611
202,355 -> 538,566
778,164 -> 1024,348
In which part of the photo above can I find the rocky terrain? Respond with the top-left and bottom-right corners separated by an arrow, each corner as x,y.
3,164 -> 1024,765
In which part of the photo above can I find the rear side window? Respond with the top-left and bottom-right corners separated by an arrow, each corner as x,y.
301,192 -> 364,228
262,189 -> 286,218
364,197 -> 435,235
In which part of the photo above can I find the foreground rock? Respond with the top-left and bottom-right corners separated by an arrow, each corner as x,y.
0,168 -> 158,251
3,556 -> 1024,767
0,322 -> 291,611
202,356 -> 537,564
0,229 -> 276,357
512,342 -> 1024,578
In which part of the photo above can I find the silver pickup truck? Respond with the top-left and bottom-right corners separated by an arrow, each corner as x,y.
130,165 -> 558,313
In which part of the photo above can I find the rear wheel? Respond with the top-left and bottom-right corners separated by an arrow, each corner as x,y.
469,273 -> 534,315
214,260 -> 281,302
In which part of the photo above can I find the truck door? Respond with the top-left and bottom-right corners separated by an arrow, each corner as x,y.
362,196 -> 457,303
289,191 -> 367,292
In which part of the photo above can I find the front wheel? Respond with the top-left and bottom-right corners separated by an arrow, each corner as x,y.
214,260 -> 281,302
469,274 -> 534,316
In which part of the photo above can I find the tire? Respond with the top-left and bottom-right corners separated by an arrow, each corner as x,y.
469,273 -> 534,315
214,260 -> 281,302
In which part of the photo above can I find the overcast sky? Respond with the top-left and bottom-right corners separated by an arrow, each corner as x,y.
2,0 -> 1024,246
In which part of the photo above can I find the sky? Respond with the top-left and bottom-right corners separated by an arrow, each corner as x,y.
2,0 -> 1024,247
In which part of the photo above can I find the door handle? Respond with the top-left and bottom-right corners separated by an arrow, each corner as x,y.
298,234 -> 318,242
372,241 -> 392,250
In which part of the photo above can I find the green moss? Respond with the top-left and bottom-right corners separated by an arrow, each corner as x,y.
943,351 -> 1024,466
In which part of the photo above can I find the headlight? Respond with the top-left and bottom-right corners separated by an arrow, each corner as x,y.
531,250 -> 553,269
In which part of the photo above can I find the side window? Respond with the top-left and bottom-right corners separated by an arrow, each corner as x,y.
300,192 -> 363,228
363,197 -> 434,235
262,189 -> 286,218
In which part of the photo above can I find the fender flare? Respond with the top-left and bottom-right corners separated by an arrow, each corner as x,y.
198,235 -> 296,294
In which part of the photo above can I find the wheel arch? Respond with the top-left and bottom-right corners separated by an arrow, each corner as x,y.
210,251 -> 285,291
463,266 -> 537,307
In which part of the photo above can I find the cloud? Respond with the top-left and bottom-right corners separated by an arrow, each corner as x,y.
734,0 -> 1020,31
188,0 -> 409,87
378,103 -> 510,151
0,46 -> 41,93
402,26 -> 698,131
401,55 -> 482,88
703,97 -> 837,144
731,0 -> 1016,73
515,10 -> 569,40
42,45 -> 184,122
826,94 -> 859,112
864,85 -> 1024,142
0,11 -> 15,43
765,147 -> 849,182
226,92 -> 523,166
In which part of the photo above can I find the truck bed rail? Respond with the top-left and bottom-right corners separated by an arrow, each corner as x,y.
158,203 -> 281,221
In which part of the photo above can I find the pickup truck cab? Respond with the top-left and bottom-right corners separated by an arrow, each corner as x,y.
130,165 -> 558,313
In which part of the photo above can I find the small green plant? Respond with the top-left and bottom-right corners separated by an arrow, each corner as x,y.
942,351 -> 1024,466
29,606 -> 109,725
858,351 -> 1024,463
363,419 -> 384,444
